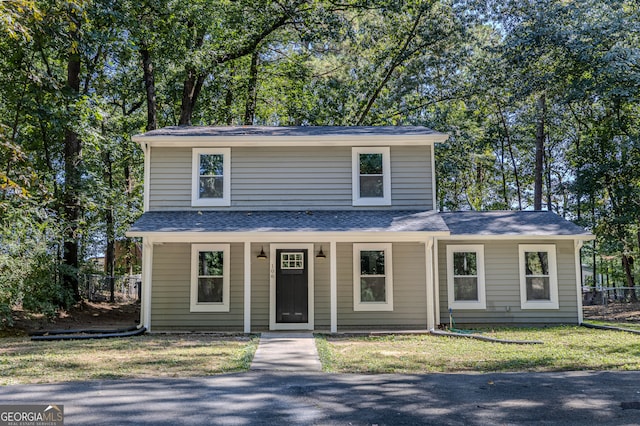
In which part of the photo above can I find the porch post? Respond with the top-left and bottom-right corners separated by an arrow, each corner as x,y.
330,241 -> 337,333
433,237 -> 440,326
425,238 -> 435,330
244,242 -> 251,333
141,238 -> 153,331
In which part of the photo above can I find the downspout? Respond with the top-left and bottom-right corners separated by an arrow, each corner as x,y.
142,238 -> 153,331
575,240 -> 585,324
143,142 -> 150,212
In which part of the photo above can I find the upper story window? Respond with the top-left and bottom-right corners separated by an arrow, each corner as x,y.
446,245 -> 486,310
192,148 -> 231,207
353,243 -> 393,311
352,147 -> 391,206
519,244 -> 559,310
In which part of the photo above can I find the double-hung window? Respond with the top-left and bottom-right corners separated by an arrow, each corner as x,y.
519,244 -> 559,309
353,243 -> 393,311
192,148 -> 230,206
352,147 -> 391,206
190,244 -> 230,312
446,245 -> 486,309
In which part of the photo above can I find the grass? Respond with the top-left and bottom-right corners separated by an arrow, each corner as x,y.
0,334 -> 258,385
315,326 -> 640,374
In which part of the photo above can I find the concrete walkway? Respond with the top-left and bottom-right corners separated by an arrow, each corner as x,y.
250,332 -> 322,372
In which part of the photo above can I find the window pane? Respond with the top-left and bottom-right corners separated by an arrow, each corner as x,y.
454,277 -> 478,301
360,250 -> 385,275
453,252 -> 477,276
525,251 -> 549,275
360,175 -> 384,198
361,277 -> 386,302
359,153 -> 383,174
200,176 -> 224,198
199,251 -> 223,276
526,277 -> 550,300
200,154 -> 224,176
198,277 -> 223,302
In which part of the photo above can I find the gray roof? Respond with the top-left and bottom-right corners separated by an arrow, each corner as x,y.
128,210 -> 449,234
128,209 -> 591,238
133,125 -> 446,139
440,211 -> 591,236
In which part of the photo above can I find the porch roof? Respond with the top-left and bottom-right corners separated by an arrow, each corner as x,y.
440,211 -> 593,238
127,210 -> 449,236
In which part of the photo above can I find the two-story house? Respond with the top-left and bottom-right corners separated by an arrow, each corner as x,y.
127,126 -> 593,333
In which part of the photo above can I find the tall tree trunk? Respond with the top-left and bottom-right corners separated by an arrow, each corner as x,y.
622,254 -> 636,301
63,53 -> 82,303
534,93 -> 546,210
545,143 -> 553,211
499,138 -> 509,208
495,99 -> 523,209
103,150 -> 115,303
140,44 -> 157,131
244,49 -> 260,125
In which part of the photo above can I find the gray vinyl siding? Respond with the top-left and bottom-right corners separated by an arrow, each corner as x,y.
337,242 -> 428,330
437,240 -> 579,325
151,243 -> 244,331
148,145 -> 433,211
250,243 -> 269,330
314,243 -> 331,329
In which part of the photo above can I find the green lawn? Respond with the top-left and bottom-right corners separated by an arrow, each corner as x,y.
0,334 -> 258,385
315,326 -> 640,374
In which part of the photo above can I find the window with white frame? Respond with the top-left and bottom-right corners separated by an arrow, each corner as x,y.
446,245 -> 486,309
352,147 -> 391,206
190,244 -> 230,312
192,148 -> 230,206
518,244 -> 559,309
353,243 -> 393,311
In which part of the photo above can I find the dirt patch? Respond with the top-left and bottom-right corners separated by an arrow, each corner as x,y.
583,302 -> 640,323
5,300 -> 140,336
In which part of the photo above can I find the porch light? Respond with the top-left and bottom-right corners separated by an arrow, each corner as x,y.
316,246 -> 326,260
257,246 -> 267,260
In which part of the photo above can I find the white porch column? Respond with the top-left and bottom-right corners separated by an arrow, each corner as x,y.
433,237 -> 440,326
330,241 -> 338,333
425,238 -> 435,330
575,240 -> 585,324
141,238 -> 153,331
244,242 -> 252,333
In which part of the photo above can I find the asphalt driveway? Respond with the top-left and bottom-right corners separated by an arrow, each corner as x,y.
1,371 -> 639,425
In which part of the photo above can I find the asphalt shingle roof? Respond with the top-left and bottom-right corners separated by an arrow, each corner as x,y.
440,210 -> 591,236
129,210 -> 449,234
128,209 -> 591,237
133,125 -> 446,139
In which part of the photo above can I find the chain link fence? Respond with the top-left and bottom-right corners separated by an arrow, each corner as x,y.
79,274 -> 141,302
583,286 -> 640,321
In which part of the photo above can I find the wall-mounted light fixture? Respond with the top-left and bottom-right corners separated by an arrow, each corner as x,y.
257,246 -> 267,260
316,246 -> 326,260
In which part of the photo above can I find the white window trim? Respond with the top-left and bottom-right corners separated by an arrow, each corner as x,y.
352,147 -> 391,206
190,244 -> 230,312
191,148 -> 231,207
519,244 -> 559,310
446,245 -> 486,310
353,243 -> 393,311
